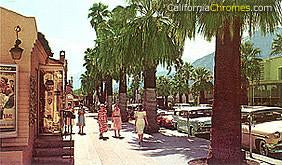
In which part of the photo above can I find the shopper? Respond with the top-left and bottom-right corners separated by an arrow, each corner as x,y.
111,104 -> 122,137
134,105 -> 148,145
77,103 -> 85,135
98,104 -> 108,139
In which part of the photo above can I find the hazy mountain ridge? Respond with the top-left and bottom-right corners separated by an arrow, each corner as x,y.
192,28 -> 282,72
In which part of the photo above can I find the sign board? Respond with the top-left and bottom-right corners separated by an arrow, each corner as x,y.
0,64 -> 17,138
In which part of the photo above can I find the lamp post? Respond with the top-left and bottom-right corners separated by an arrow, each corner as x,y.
9,25 -> 24,62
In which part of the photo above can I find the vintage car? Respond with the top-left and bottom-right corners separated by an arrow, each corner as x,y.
174,106 -> 212,136
241,106 -> 282,156
172,103 -> 191,111
157,110 -> 175,129
127,103 -> 141,120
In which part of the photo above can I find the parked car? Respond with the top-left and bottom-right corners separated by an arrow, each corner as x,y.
157,110 -> 175,129
172,103 -> 191,111
241,106 -> 282,156
174,106 -> 212,136
127,103 -> 141,120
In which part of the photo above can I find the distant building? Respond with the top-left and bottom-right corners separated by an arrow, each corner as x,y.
249,56 -> 282,106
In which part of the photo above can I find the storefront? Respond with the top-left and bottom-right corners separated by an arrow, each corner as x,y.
0,7 -> 68,164
249,56 -> 282,106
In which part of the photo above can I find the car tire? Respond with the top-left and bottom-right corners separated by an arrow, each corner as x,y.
258,140 -> 269,156
174,123 -> 177,130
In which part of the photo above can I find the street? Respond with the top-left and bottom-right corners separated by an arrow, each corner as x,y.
69,112 -> 282,165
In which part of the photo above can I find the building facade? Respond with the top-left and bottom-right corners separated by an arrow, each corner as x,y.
249,56 -> 282,106
0,7 -> 68,164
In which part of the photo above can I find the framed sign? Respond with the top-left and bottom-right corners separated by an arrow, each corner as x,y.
0,64 -> 17,138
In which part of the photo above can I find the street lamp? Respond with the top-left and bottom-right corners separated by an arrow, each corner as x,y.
9,25 -> 24,61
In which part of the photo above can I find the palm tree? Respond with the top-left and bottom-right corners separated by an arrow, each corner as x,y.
129,73 -> 142,103
122,0 -> 182,133
191,67 -> 213,104
156,76 -> 171,109
88,3 -> 110,31
241,41 -> 262,105
167,0 -> 281,163
271,34 -> 282,56
172,69 -> 187,103
182,62 -> 194,103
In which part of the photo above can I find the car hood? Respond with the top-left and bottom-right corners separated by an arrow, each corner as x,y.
253,120 -> 282,134
190,117 -> 211,123
163,115 -> 174,120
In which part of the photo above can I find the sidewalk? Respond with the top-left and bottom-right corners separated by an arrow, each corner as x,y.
71,112 -> 210,165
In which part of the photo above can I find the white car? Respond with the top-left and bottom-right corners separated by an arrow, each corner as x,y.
241,106 -> 282,156
172,103 -> 191,111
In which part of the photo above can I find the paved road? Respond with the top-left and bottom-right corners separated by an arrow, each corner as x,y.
69,112 -> 282,165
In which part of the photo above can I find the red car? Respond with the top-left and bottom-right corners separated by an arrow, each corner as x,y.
157,110 -> 175,129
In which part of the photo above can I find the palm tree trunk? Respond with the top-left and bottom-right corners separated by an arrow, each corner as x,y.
106,77 -> 113,116
241,76 -> 249,105
144,67 -> 159,133
208,19 -> 243,164
119,67 -> 127,122
179,93 -> 183,103
185,93 -> 189,103
199,91 -> 205,104
89,92 -> 93,106
164,95 -> 168,109
96,85 -> 102,103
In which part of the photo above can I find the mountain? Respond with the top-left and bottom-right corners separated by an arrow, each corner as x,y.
192,52 -> 215,72
192,28 -> 282,72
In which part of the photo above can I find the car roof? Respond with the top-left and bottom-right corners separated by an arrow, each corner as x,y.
174,103 -> 191,106
241,106 -> 282,113
175,106 -> 212,112
128,103 -> 141,107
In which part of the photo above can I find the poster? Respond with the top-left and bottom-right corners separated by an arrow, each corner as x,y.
0,64 -> 17,137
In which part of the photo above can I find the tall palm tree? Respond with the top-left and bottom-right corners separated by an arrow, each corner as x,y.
122,0 -> 182,133
110,5 -> 138,122
271,34 -> 282,56
167,0 -> 281,163
88,3 -> 110,31
191,67 -> 213,104
241,41 -> 262,105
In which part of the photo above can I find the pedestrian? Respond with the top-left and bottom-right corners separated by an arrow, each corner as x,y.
111,104 -> 122,137
77,103 -> 85,135
98,104 -> 108,139
134,105 -> 148,145
65,103 -> 74,134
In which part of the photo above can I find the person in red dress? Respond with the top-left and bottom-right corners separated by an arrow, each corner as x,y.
111,104 -> 122,137
98,104 -> 108,139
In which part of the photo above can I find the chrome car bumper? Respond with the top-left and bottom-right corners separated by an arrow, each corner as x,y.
267,141 -> 282,154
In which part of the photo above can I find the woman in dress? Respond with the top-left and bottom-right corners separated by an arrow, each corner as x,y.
77,104 -> 85,134
98,104 -> 108,139
134,105 -> 148,145
111,104 -> 122,137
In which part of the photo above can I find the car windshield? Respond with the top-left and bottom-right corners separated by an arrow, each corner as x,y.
252,109 -> 282,124
189,109 -> 212,118
178,109 -> 211,118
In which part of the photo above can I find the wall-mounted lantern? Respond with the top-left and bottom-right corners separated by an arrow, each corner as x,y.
9,26 -> 24,62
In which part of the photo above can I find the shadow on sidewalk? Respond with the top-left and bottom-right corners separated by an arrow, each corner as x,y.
122,122 -> 209,161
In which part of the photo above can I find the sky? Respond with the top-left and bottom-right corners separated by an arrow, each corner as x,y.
0,0 -> 215,89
